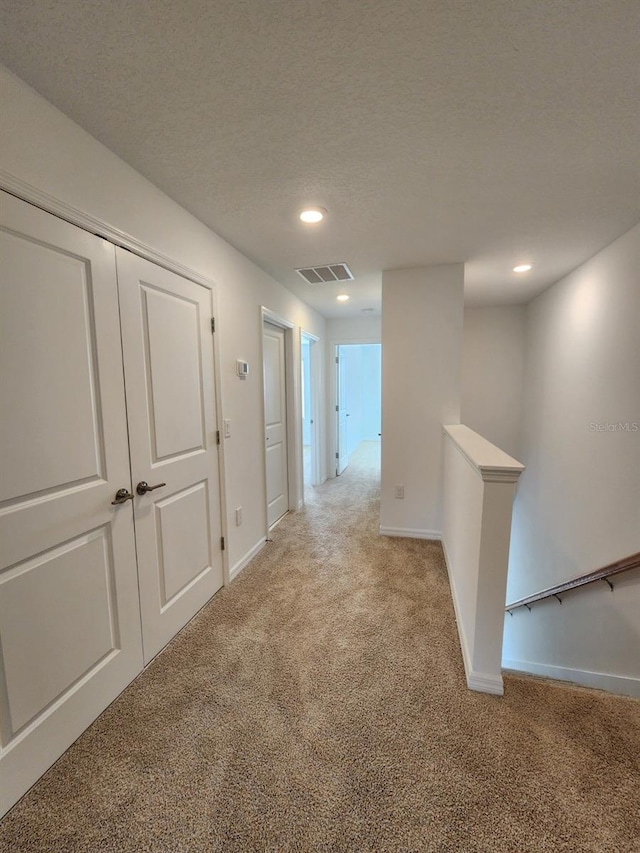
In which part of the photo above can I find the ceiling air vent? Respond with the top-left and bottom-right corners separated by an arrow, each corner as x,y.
295,263 -> 354,284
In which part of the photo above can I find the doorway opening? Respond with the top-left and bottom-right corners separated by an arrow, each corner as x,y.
301,331 -> 320,491
335,343 -> 382,477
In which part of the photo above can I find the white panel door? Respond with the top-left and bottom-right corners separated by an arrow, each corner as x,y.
116,250 -> 223,663
336,348 -> 349,475
0,193 -> 143,817
263,322 -> 289,527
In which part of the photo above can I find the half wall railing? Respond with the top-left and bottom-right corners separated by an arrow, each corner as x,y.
442,425 -> 525,696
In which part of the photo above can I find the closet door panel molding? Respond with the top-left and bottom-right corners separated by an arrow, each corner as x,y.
116,249 -> 223,663
0,192 -> 143,817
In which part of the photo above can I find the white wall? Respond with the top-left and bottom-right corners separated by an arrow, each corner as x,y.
0,65 -> 327,576
380,265 -> 464,537
504,223 -> 640,696
461,306 -> 526,458
327,315 -> 381,343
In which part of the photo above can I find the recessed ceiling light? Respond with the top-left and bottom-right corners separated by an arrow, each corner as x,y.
299,207 -> 326,223
513,264 -> 533,273
337,294 -> 349,302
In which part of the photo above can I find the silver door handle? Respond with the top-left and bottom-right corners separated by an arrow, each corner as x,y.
112,488 -> 134,505
136,481 -> 166,495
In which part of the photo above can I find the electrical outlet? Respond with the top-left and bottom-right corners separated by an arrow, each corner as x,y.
235,507 -> 243,526
394,485 -> 404,499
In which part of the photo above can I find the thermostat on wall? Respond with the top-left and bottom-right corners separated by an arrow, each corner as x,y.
236,359 -> 249,379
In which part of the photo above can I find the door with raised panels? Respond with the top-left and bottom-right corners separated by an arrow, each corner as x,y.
263,322 -> 289,527
0,193 -> 144,816
116,250 -> 223,663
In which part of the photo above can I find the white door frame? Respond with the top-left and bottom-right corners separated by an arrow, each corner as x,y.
328,336 -> 381,479
210,294 -> 230,586
260,308 -> 302,530
300,330 -> 320,490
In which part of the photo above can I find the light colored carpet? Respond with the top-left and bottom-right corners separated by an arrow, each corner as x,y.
2,441 -> 639,852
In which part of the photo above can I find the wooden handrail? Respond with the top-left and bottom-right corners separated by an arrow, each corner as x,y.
505,551 -> 640,612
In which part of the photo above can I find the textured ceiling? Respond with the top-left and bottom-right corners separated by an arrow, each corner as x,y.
1,0 -> 638,317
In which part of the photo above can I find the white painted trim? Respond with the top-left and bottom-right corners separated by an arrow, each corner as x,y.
333,343 -> 343,477
443,424 -> 524,484
442,537 -> 505,696
379,527 -> 441,540
208,287 -> 229,588
261,306 -> 295,330
300,329 -> 320,342
502,659 -> 640,699
0,171 -> 217,291
268,511 -> 289,532
466,672 -> 504,695
229,538 -> 266,582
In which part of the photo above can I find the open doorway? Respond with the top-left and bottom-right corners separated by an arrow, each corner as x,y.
335,343 -> 381,477
301,331 -> 320,490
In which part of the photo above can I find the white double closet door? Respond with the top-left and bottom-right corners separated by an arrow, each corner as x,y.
0,193 -> 223,816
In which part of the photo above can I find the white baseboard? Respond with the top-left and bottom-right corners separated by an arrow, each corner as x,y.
229,538 -> 266,582
442,537 -> 504,696
502,659 -> 640,699
379,526 -> 442,540
467,671 -> 504,695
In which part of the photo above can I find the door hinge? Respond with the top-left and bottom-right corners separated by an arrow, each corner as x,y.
211,317 -> 216,333
335,452 -> 339,459
335,405 -> 339,412
221,536 -> 225,551
216,430 -> 220,445
335,356 -> 339,364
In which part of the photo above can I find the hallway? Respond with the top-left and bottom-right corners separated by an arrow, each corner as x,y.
1,447 -> 639,852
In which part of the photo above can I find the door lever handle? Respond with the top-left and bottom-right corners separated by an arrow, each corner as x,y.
112,488 -> 134,505
136,480 -> 167,495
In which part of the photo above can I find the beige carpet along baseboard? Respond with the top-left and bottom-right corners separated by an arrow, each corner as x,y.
502,659 -> 640,699
379,526 -> 442,540
2,442 -> 639,853
229,537 -> 266,582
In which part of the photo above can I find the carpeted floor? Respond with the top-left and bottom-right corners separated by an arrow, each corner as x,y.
2,441 -> 639,852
